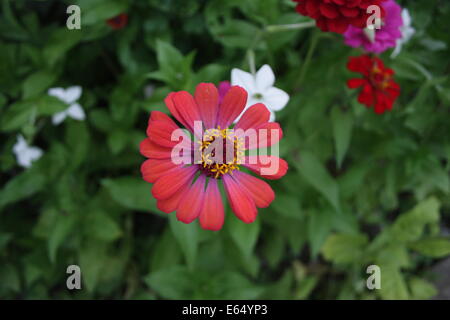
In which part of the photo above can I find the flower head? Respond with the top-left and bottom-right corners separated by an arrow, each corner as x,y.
48,86 -> 85,125
292,0 -> 387,34
13,135 -> 43,168
140,83 -> 288,231
391,8 -> 415,58
344,0 -> 403,54
231,65 -> 289,122
347,55 -> 400,114
106,13 -> 128,30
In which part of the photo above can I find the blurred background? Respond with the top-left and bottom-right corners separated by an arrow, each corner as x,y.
0,0 -> 449,299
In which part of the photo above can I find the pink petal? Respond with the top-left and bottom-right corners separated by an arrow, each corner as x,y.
141,159 -> 179,183
235,103 -> 270,131
243,155 -> 288,180
139,138 -> 172,159
170,91 -> 202,133
147,120 -> 184,148
233,171 -> 275,208
157,181 -> 190,213
176,175 -> 206,224
199,179 -> 225,231
216,86 -> 248,129
223,175 -> 257,223
194,83 -> 219,129
246,122 -> 283,150
151,166 -> 197,200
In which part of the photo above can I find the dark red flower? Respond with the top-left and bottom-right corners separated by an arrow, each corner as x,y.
347,55 -> 400,114
106,13 -> 128,30
292,0 -> 387,34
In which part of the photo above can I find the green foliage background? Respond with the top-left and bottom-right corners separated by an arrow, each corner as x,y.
1,0 -> 450,299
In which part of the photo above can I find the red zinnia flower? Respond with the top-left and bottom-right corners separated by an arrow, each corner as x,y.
140,83 -> 288,231
106,13 -> 128,30
292,0 -> 387,34
347,55 -> 400,114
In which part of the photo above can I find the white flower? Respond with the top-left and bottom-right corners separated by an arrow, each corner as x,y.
13,135 -> 43,168
231,65 -> 289,122
391,9 -> 415,58
48,86 -> 85,125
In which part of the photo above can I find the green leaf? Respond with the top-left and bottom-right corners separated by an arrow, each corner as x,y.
389,197 -> 440,243
0,169 -> 46,209
0,96 -> 66,132
376,245 -> 410,269
79,241 -> 108,293
81,0 -> 128,25
169,214 -> 198,271
89,109 -> 114,132
307,210 -> 332,258
0,264 -> 21,294
410,237 -> 450,258
107,129 -> 128,155
296,151 -> 340,212
409,277 -> 437,300
65,121 -> 89,170
271,194 -> 302,219
101,177 -> 158,213
36,95 -> 67,116
154,39 -> 194,89
0,100 -> 35,132
84,211 -> 122,242
295,276 -> 319,300
48,213 -> 76,263
331,107 -> 353,169
150,227 -> 183,272
227,213 -> 260,259
322,233 -> 368,264
378,266 -> 409,300
144,265 -> 194,299
44,28 -> 83,65
22,70 -> 57,98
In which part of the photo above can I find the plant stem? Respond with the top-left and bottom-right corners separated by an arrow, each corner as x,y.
294,30 -> 320,90
265,20 -> 315,33
247,49 -> 256,75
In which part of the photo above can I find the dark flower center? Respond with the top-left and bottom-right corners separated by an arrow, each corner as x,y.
197,127 -> 243,179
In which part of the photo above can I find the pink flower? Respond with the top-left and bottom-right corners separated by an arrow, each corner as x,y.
140,83 -> 288,231
343,0 -> 403,54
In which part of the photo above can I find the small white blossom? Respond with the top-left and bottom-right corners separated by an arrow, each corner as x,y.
231,65 -> 289,122
48,86 -> 85,125
391,9 -> 415,58
13,135 -> 43,168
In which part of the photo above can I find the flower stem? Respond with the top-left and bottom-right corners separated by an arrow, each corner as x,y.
265,21 -> 315,33
247,49 -> 256,75
294,30 -> 320,90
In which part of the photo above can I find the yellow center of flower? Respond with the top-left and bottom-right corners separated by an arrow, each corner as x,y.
197,126 -> 244,179
371,65 -> 391,90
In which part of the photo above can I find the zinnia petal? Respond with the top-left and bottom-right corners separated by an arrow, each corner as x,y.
233,171 -> 275,208
235,103 -> 271,131
151,166 -> 197,200
223,175 -> 257,224
216,86 -> 248,129
140,138 -> 173,159
176,175 -> 206,224
243,155 -> 288,180
199,179 -> 225,231
141,159 -> 178,183
194,83 -> 219,129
